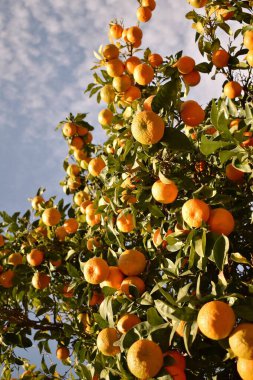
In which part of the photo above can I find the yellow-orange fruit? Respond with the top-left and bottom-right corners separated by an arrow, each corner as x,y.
106,58 -> 125,78
143,95 -> 155,111
56,346 -> 69,361
152,179 -> 178,204
165,351 -> 186,371
42,208 -> 61,226
136,6 -> 152,23
87,237 -> 101,251
207,208 -> 235,236
27,249 -> 44,266
180,100 -> 205,127
88,157 -> 106,176
225,163 -> 244,182
0,235 -> 5,247
98,109 -> 114,126
100,266 -> 124,290
127,26 -> 143,44
97,328 -> 121,356
31,195 -> 44,210
8,253 -> 23,266
246,50 -> 253,67
125,56 -> 142,74
176,321 -> 187,337
229,324 -> 253,360
112,74 -> 132,92
67,176 -> 82,191
109,24 -> 123,39
127,340 -> 163,379
77,125 -> 88,136
131,110 -> 164,145
73,149 -> 87,161
121,276 -> 145,297
70,136 -> 84,150
62,122 -> 77,137
212,49 -> 230,68
142,0 -> 156,10
83,257 -> 109,285
100,84 -> 115,104
122,86 -> 141,103
237,358 -> 253,380
117,314 -> 141,334
63,218 -> 79,234
116,213 -> 135,233
102,44 -> 119,60
148,53 -> 163,67
0,269 -> 15,288
188,0 -> 207,7
182,70 -> 201,86
66,164 -> 80,177
118,249 -> 146,276
182,199 -> 210,228
197,300 -> 235,340
133,63 -> 154,86
176,56 -> 195,74
32,272 -> 50,290
224,81 -> 242,99
244,30 -> 253,50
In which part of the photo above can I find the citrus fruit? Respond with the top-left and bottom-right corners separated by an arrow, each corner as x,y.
62,122 -> 77,137
106,58 -> 125,77
0,235 -> 5,247
83,257 -> 109,285
212,49 -> 230,68
63,218 -> 78,234
229,323 -> 253,359
165,350 -> 186,371
100,84 -> 115,104
143,95 -> 155,111
0,269 -> 15,288
225,164 -> 244,182
188,0 -> 207,8
125,56 -> 142,74
27,249 -> 44,266
112,74 -> 132,92
56,346 -> 69,361
246,50 -> 253,67
31,195 -> 44,210
116,213 -> 135,233
244,30 -> 253,50
131,110 -> 164,144
165,365 -> 186,380
180,100 -> 205,127
152,179 -> 178,204
117,314 -> 141,334
98,109 -> 114,126
137,6 -> 152,22
182,199 -> 210,228
176,56 -> 195,74
237,358 -> 253,380
122,86 -> 141,103
118,249 -> 146,276
121,276 -> 145,297
97,328 -> 121,356
133,63 -> 154,85
102,44 -> 119,60
224,81 -> 242,99
109,24 -> 123,39
8,252 -> 23,266
100,266 -> 124,290
207,208 -> 235,236
148,53 -> 163,67
182,70 -> 201,86
127,26 -> 143,44
88,157 -> 106,176
32,272 -> 50,290
42,208 -> 61,226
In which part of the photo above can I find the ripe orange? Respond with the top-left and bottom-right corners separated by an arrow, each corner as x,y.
125,56 -> 142,74
180,100 -> 205,127
127,26 -> 143,44
136,6 -> 152,23
216,6 -> 234,20
83,257 -> 109,285
66,164 -> 80,177
70,136 -> 84,150
73,149 -> 87,161
56,346 -> 69,361
244,30 -> 253,50
122,86 -> 141,103
121,276 -> 145,297
62,122 -> 77,137
237,358 -> 253,380
88,157 -> 106,176
67,176 -> 82,191
241,131 -> 253,147
224,81 -> 242,99
32,272 -> 50,290
100,84 -> 115,104
0,269 -> 15,288
212,49 -> 230,68
225,163 -> 244,182
8,252 -> 23,266
229,323 -> 253,359
102,44 -> 119,60
131,110 -> 164,145
109,24 -> 123,39
207,208 -> 235,236
80,200 -> 93,214
117,314 -> 141,334
176,321 -> 186,337
142,0 -> 156,10
165,351 -> 186,371
50,258 -> 62,267
148,53 -> 163,67
127,339 -> 163,378
74,190 -> 89,206
89,291 -> 104,306
182,70 -> 201,86
246,50 -> 253,67
118,249 -> 146,276
63,218 -> 79,234
188,0 -> 207,8
76,125 -> 88,136
182,199 -> 210,228
86,213 -> 101,227
165,366 -> 186,380
143,95 -> 155,111
122,28 -> 129,43
152,179 -> 178,204
97,328 -> 121,356
112,74 -> 132,92
27,249 -> 44,266
0,235 -> 5,247
85,132 -> 93,144
116,213 -> 135,233
42,208 -> 61,226
197,300 -> 235,340
100,266 -> 124,290
106,58 -> 125,78
121,191 -> 137,205
176,56 -> 195,74
87,237 -> 101,251
31,195 -> 44,210
133,63 -> 154,86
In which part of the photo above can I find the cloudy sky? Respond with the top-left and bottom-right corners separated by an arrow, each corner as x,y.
0,0 -> 223,216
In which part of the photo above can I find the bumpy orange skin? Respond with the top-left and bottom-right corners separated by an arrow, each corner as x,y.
180,100 -> 205,127
97,328 -> 121,356
224,81 -> 242,99
244,30 -> 253,50
148,53 -> 163,67
207,208 -> 235,236
100,84 -> 115,104
182,70 -> 201,86
152,179 -> 178,204
117,314 -> 141,334
112,74 -> 131,93
121,276 -> 145,297
0,269 -> 15,288
237,358 -> 253,380
116,213 -> 135,233
56,346 -> 70,361
100,266 -> 125,290
122,86 -> 141,103
137,6 -> 152,22
42,208 -> 61,226
127,26 -> 143,44
118,249 -> 146,276
102,44 -> 119,60
229,324 -> 253,360
212,49 -> 230,68
106,59 -> 125,78
98,109 -> 114,126
125,56 -> 142,74
143,95 -> 155,111
63,218 -> 79,234
62,122 -> 77,137
83,257 -> 109,285
134,63 -> 154,86
225,164 -> 244,182
246,50 -> 253,67
131,111 -> 165,145
176,56 -> 195,74
109,24 -> 123,40
182,199 -> 210,228
127,339 -> 163,379
27,249 -> 44,267
197,301 -> 236,340
88,157 -> 106,176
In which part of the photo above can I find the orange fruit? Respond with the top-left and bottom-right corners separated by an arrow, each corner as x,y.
100,84 -> 115,104
80,200 -> 93,214
66,164 -> 80,177
182,199 -> 210,228
117,314 -> 141,334
127,26 -> 143,44
86,213 -> 101,227
165,366 -> 186,380
87,237 -> 101,251
131,110 -> 164,144
121,276 -> 145,297
165,351 -> 186,371
153,228 -> 173,247
85,203 -> 98,216
225,163 -> 244,182
62,122 -> 77,137
136,6 -> 152,23
62,283 -> 74,298
83,257 -> 109,285
122,86 -> 141,103
56,346 -> 69,361
8,252 -> 23,266
70,136 -> 84,150
31,195 -> 44,210
143,95 -> 155,111
229,323 -> 253,359
0,234 -> 5,247
152,179 -> 178,204
89,291 -> 104,306
127,339 -> 163,378
212,49 -> 230,68
246,50 -> 253,67
118,249 -> 146,276
32,272 -> 50,290
74,190 -> 89,206
106,58 -> 125,78
76,125 -> 88,136
116,213 -> 135,233
122,28 -> 129,43
125,56 -> 142,74
187,0 -> 207,7
109,24 -> 123,39
0,269 -> 15,288
207,208 -> 235,236
63,218 -> 79,234
50,258 -> 62,267
148,53 -> 163,67
100,266 -> 124,290
97,328 -> 121,356
27,249 -> 44,267
180,100 -> 205,127
244,30 -> 253,50
142,0 -> 156,10
237,358 -> 253,380
182,70 -> 201,86
42,208 -> 61,226
224,81 -> 242,99
102,44 -> 119,60
77,312 -> 93,333
176,56 -> 195,74
113,74 -> 131,93
197,300 -> 235,340
85,131 -> 93,144
121,191 -> 137,204
133,63 -> 154,86
73,149 -> 87,161
176,321 -> 186,337
241,131 -> 253,147
88,157 -> 106,176
67,176 -> 82,191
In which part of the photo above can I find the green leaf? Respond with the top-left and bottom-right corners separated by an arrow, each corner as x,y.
231,253 -> 251,266
93,313 -> 109,329
200,135 -> 231,156
194,62 -> 212,73
66,263 -> 80,278
162,127 -> 193,151
147,307 -> 164,326
172,307 -> 197,322
212,235 -> 229,271
152,80 -> 180,114
148,204 -> 165,218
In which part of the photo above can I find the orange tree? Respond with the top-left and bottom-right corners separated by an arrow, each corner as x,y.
0,1 -> 253,379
